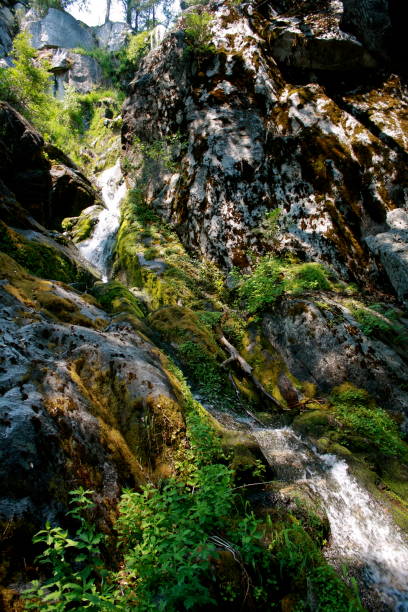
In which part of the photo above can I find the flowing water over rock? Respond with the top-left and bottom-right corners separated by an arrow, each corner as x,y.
252,427 -> 408,610
78,161 -> 126,281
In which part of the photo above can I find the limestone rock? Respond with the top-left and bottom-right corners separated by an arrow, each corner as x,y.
121,3 -> 407,296
365,209 -> 408,306
23,7 -> 95,51
262,297 -> 408,415
93,20 -> 132,52
0,252 -> 185,584
0,4 -> 14,58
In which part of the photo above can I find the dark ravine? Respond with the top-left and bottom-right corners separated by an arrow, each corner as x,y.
1,0 -> 408,610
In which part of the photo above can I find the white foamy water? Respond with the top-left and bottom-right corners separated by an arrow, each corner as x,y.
78,161 -> 126,281
252,427 -> 408,610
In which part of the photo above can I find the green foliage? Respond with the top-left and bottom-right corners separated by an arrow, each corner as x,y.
0,32 -> 51,121
0,32 -> 123,170
238,256 -> 285,313
271,524 -> 362,611
221,311 -> 246,348
23,488 -> 114,611
351,304 -> 408,345
183,11 -> 215,55
178,339 -> 224,399
308,566 -> 363,611
29,0 -> 88,14
132,133 -> 187,179
252,207 -> 282,245
73,32 -> 151,88
196,310 -> 222,329
237,257 -> 332,314
126,30 -> 150,64
115,466 -> 233,610
331,383 -> 408,459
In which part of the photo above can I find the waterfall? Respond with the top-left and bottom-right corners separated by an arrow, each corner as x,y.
252,427 -> 408,610
78,161 -> 126,281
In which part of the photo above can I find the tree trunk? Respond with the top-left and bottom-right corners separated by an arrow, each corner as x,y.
126,2 -> 132,26
105,0 -> 112,22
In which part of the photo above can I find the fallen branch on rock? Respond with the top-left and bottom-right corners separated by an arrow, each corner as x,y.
219,335 -> 287,411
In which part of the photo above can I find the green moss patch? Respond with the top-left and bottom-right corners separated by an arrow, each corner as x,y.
90,281 -> 145,319
0,221 -> 93,287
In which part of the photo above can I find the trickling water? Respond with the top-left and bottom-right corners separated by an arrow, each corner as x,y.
78,161 -> 126,281
252,427 -> 408,610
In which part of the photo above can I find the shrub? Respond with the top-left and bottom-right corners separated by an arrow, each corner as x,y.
178,340 -> 223,399
238,256 -> 285,313
184,11 -> 215,55
351,304 -> 408,346
0,32 -> 51,121
23,488 -> 114,611
330,383 -> 407,459
126,31 -> 150,64
237,257 -> 332,314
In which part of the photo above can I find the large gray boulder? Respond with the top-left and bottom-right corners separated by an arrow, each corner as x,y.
23,7 -> 95,50
93,20 -> 132,52
365,209 -> 408,306
50,49 -> 103,95
262,296 -> 408,415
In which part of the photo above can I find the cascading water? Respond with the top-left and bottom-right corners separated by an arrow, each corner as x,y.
252,427 -> 408,610
78,160 -> 127,281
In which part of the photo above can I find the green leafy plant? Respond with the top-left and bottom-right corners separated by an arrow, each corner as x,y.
252,208 -> 282,245
0,32 -> 51,121
23,488 -> 114,611
237,257 -> 332,314
351,304 -> 408,346
178,340 -> 224,399
331,383 -> 407,459
183,11 -> 215,55
196,310 -> 223,329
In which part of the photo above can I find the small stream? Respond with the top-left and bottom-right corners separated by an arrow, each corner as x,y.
76,162 -> 408,610
78,161 -> 126,281
252,426 -> 408,610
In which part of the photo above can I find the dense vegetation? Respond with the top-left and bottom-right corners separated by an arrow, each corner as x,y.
1,1 -> 408,610
23,367 -> 363,611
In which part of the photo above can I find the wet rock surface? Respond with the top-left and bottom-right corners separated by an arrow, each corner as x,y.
262,296 -> 408,415
0,253 -> 185,585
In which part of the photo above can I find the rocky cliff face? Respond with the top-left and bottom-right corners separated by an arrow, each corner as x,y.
1,0 -> 408,608
122,0 -> 407,304
0,102 -> 100,230
22,8 -> 133,94
120,0 -> 408,421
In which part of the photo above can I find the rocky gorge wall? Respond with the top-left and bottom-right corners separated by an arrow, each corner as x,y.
1,0 -> 408,609
122,0 -> 408,303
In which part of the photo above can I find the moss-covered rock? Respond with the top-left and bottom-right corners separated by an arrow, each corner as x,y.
0,220 -> 96,287
148,305 -> 221,356
293,409 -> 332,438
0,251 -> 188,587
90,280 -> 145,319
